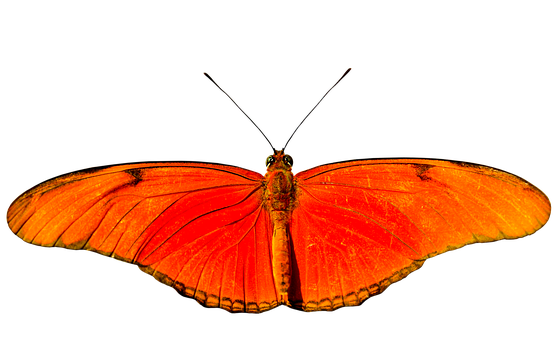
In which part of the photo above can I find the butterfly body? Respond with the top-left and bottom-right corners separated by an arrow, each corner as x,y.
264,150 -> 296,303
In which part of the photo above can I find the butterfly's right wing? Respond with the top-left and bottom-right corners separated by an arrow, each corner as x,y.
290,158 -> 550,311
8,162 -> 278,313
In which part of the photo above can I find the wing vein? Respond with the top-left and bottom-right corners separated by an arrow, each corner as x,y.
299,186 -> 421,258
139,186 -> 262,263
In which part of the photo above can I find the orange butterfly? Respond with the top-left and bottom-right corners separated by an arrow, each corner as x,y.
7,70 -> 551,313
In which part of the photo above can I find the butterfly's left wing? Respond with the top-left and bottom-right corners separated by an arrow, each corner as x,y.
289,158 -> 550,311
7,162 -> 278,313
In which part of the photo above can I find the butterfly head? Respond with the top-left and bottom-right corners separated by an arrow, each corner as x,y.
266,149 -> 293,171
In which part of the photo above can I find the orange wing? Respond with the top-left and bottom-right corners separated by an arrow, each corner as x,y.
7,162 -> 278,313
289,158 -> 551,311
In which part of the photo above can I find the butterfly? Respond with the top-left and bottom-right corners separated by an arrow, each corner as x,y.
6,69 -> 551,313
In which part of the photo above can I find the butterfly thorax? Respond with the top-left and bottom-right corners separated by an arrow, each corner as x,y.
263,150 -> 295,210
264,150 -> 295,304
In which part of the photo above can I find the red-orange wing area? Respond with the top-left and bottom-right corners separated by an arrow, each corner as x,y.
289,158 -> 551,311
7,162 -> 279,313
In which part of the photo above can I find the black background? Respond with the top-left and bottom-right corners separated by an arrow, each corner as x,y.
2,32 -> 557,326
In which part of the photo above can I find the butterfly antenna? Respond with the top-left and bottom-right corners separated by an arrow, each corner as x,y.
282,68 -> 351,151
204,72 -> 275,151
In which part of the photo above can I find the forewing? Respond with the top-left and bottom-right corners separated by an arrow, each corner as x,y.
7,162 -> 278,313
290,158 -> 551,311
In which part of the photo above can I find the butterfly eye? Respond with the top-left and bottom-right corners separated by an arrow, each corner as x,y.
266,156 -> 275,167
283,155 -> 293,167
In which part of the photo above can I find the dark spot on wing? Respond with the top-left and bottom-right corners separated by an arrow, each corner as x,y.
413,164 -> 434,181
125,169 -> 144,186
95,168 -> 145,198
